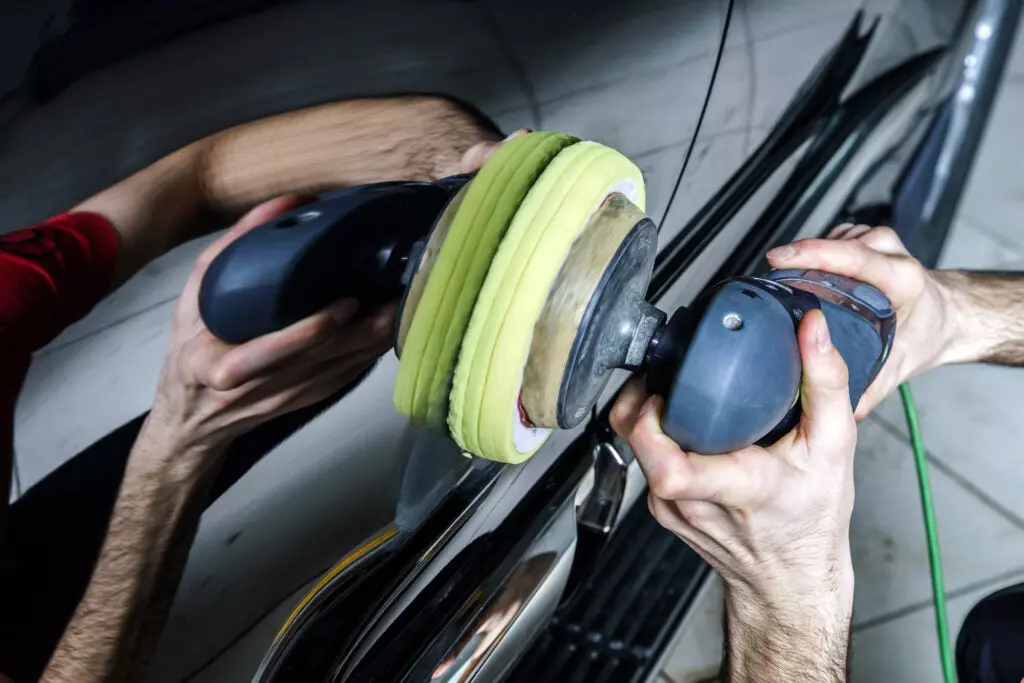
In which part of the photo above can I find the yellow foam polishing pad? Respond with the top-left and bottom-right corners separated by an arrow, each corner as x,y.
393,132 -> 578,428
448,141 -> 645,463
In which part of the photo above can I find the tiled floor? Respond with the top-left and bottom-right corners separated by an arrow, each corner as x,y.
662,15 -> 1024,683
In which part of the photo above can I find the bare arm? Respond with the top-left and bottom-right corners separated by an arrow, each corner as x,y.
722,586 -> 852,682
937,270 -> 1024,367
39,422 -> 223,683
38,198 -> 400,682
73,96 -> 500,285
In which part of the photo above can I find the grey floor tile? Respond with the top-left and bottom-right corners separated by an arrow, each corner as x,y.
1009,13 -> 1024,79
726,0 -> 858,48
662,574 -> 724,683
851,572 -> 1024,683
873,363 -> 1024,522
937,217 -> 1024,269
958,80 -> 1024,251
851,418 -> 1024,624
42,232 -> 220,353
482,0 -> 724,105
0,1 -> 525,230
15,299 -> 174,490
702,17 -> 850,142
634,141 -> 690,228
146,357 -> 406,680
663,130 -> 752,234
537,54 -> 716,160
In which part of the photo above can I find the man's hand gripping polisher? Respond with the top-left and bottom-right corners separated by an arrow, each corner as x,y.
197,133 -> 895,462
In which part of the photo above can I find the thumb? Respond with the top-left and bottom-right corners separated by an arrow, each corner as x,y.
796,309 -> 856,454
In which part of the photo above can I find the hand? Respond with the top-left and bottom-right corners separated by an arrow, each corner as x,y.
144,196 -> 395,468
456,128 -> 531,174
610,309 -> 856,625
767,223 -> 957,419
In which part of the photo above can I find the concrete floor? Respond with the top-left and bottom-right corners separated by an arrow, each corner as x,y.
662,15 -> 1024,683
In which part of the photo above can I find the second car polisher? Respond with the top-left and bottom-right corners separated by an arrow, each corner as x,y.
197,132 -> 895,463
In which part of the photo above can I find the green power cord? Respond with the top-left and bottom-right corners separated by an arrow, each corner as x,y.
900,383 -> 957,683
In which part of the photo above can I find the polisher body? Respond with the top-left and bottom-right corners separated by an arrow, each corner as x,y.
646,271 -> 895,454
196,134 -> 894,461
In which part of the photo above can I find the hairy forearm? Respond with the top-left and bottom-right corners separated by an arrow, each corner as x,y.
936,270 -> 1024,367
74,95 -> 498,286
198,95 -> 499,213
721,585 -> 852,683
40,422 -> 222,683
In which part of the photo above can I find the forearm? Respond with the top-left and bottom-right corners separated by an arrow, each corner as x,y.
936,270 -> 1024,367
722,594 -> 852,683
40,420 -> 223,683
199,95 -> 500,213
75,95 -> 499,286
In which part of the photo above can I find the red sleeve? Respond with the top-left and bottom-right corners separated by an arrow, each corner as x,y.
1,212 -> 120,474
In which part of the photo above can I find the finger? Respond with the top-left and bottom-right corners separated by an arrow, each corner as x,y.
838,224 -> 873,241
304,301 -> 397,364
206,299 -> 358,390
629,397 -> 763,506
766,235 -> 903,294
647,494 -> 728,555
793,309 -> 856,456
458,129 -> 532,173
235,346 -> 383,423
827,222 -> 856,239
609,374 -> 648,437
856,225 -> 908,255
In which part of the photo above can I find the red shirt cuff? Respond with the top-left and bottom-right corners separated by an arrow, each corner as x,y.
0,211 -> 120,353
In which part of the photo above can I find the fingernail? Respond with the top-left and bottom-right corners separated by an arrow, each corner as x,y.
504,128 -> 532,141
836,222 -> 854,230
766,245 -> 795,261
816,315 -> 831,353
328,299 -> 359,325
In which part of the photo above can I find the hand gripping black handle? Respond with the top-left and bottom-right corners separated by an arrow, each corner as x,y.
198,177 -> 468,344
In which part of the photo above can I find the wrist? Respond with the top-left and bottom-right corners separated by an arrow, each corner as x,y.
129,411 -> 227,483
932,270 -> 998,366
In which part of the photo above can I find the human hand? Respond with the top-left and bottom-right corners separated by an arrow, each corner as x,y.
144,196 -> 395,469
767,223 -> 958,419
456,128 -> 531,174
610,309 -> 856,630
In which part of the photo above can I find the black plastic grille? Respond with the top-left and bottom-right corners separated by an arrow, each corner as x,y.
506,498 -> 709,683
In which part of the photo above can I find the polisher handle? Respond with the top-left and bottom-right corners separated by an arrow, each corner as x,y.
652,271 -> 894,454
198,178 -> 467,344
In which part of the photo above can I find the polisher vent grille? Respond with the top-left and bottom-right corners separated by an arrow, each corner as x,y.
506,501 -> 708,683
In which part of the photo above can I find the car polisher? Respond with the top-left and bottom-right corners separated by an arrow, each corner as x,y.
198,132 -> 895,463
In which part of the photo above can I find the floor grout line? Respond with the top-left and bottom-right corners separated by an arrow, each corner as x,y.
34,293 -> 178,359
868,412 -> 1024,533
853,566 -> 1024,632
955,212 -> 1024,258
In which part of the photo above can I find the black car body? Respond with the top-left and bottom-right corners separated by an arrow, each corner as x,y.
2,0 -> 1019,681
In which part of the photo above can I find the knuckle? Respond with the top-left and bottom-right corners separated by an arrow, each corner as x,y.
679,503 -> 705,527
871,225 -> 897,240
207,361 -> 239,391
647,468 -> 683,500
609,402 -> 629,436
299,316 -> 335,348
